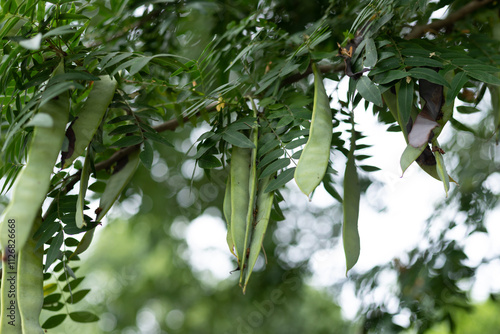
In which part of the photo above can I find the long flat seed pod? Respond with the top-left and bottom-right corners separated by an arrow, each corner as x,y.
343,126 -> 360,274
241,175 -> 274,293
18,216 -> 44,334
223,174 -> 236,257
0,62 -> 70,253
62,75 -> 117,168
96,149 -> 140,222
230,147 -> 252,265
240,116 -> 259,286
294,63 -> 333,197
0,218 -> 22,333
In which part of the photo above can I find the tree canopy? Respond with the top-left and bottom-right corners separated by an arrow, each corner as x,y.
1,0 -> 500,333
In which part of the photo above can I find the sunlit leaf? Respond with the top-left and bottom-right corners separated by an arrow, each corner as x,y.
356,76 -> 383,107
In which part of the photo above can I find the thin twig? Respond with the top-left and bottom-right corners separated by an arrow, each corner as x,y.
280,63 -> 343,88
405,0 -> 494,40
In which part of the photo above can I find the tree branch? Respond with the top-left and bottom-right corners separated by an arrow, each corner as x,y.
405,0 -> 494,40
280,63 -> 344,88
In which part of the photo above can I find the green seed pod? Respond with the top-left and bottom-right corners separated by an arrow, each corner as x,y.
241,175 -> 274,293
0,60 -> 68,332
0,62 -> 70,254
18,216 -> 44,334
62,75 -> 117,168
0,219 -> 22,333
230,146 -> 252,265
96,149 -> 140,222
223,175 -> 237,258
343,131 -> 360,275
294,63 -> 333,197
240,119 -> 259,285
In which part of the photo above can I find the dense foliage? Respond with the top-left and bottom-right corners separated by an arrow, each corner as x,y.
1,0 -> 500,332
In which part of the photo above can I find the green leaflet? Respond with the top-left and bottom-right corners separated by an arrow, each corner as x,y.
408,67 -> 450,88
76,149 -> 91,228
241,175 -> 274,294
397,78 -> 413,128
400,143 -> 426,175
294,63 -> 333,197
343,129 -> 360,275
446,71 -> 469,106
356,76 -> 383,107
69,229 -> 95,261
62,75 -> 117,168
364,38 -> 378,68
0,62 -> 70,255
96,150 -> 140,222
18,215 -> 44,334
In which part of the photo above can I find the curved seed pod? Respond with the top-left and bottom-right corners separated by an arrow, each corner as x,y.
230,146 -> 252,265
18,215 -> 44,334
223,175 -> 236,257
96,149 -> 140,222
76,149 -> 91,228
0,62 -> 70,253
294,63 -> 333,197
241,175 -> 274,293
343,128 -> 360,275
62,75 -> 117,168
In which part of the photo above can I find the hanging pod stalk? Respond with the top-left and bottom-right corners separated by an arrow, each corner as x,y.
294,63 -> 333,197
